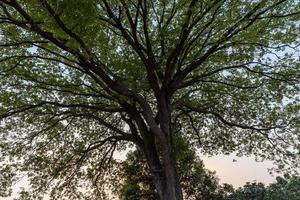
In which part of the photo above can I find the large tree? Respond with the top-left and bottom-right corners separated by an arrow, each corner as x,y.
0,0 -> 299,199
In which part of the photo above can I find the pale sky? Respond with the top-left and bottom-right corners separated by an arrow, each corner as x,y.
202,154 -> 276,187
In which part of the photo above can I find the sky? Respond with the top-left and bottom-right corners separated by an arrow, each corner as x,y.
202,154 -> 276,187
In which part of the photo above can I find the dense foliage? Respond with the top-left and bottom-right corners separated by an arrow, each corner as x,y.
0,0 -> 299,199
229,176 -> 300,200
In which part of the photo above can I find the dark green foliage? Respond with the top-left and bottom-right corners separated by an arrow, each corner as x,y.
230,182 -> 267,200
228,176 -> 300,200
117,150 -> 158,200
265,176 -> 300,200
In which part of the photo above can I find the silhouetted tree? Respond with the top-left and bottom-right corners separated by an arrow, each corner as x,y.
0,1 -> 299,199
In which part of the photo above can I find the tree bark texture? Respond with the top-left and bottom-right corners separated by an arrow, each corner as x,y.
145,138 -> 183,200
143,93 -> 183,200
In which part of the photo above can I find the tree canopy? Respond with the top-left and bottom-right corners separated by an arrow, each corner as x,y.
0,0 -> 299,199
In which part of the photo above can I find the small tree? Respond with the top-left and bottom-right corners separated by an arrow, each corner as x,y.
0,1 -> 299,199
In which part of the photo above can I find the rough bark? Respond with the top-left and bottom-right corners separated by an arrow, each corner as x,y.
161,139 -> 183,200
145,138 -> 183,200
149,92 -> 183,200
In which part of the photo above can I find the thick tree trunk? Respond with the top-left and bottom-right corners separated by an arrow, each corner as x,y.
161,139 -> 183,200
156,93 -> 183,200
138,92 -> 183,200
141,133 -> 166,198
142,130 -> 183,200
148,141 -> 183,200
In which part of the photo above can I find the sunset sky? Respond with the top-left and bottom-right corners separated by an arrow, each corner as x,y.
202,154 -> 277,187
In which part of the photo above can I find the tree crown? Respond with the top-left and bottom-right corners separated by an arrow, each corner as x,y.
0,0 -> 299,199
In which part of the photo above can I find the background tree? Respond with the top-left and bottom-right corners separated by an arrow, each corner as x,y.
230,182 -> 267,200
264,176 -> 300,200
116,150 -> 158,200
115,137 -> 234,200
0,0 -> 299,199
227,176 -> 300,200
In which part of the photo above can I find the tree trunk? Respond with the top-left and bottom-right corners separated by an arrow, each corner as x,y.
161,139 -> 183,200
142,131 -> 183,200
138,92 -> 183,200
156,93 -> 183,200
148,142 -> 183,200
